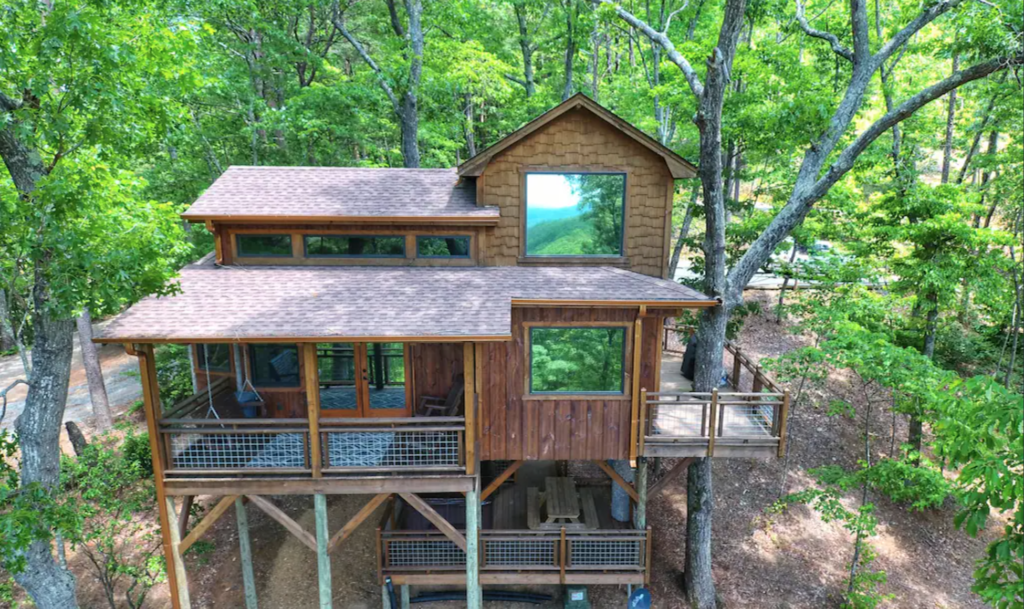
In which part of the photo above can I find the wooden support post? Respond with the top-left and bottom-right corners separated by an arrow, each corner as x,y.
466,478 -> 482,609
629,312 -> 644,463
303,344 -> 323,478
633,458 -> 648,529
138,345 -> 191,609
463,343 -> 477,476
752,365 -> 764,394
315,494 -> 332,609
707,389 -> 719,457
732,346 -> 742,390
381,585 -> 390,609
235,498 -> 258,609
778,390 -> 791,458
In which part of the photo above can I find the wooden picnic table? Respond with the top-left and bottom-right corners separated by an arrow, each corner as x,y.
527,477 -> 598,530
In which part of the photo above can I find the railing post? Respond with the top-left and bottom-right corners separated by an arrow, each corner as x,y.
638,388 -> 648,456
302,344 -> 322,478
707,389 -> 718,457
752,365 -> 764,394
778,390 -> 791,458
732,346 -> 743,390
559,527 -> 567,584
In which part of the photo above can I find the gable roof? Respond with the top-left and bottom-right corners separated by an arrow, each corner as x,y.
180,167 -> 500,224
457,93 -> 698,179
95,260 -> 714,343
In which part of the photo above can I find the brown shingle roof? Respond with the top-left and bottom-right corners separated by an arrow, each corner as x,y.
96,261 -> 713,343
180,167 -> 499,222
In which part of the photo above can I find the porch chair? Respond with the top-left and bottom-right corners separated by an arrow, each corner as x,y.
417,374 -> 465,417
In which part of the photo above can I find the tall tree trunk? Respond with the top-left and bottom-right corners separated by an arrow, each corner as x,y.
13,311 -> 79,609
776,243 -> 799,323
463,93 -> 477,158
76,307 -> 112,431
401,0 -> 423,168
562,1 -> 577,101
940,53 -> 959,183
0,288 -> 14,353
909,291 -> 939,453
668,187 -> 699,280
513,3 -> 537,97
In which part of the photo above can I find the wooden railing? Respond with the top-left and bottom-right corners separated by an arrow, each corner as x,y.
640,389 -> 789,459
378,528 -> 650,582
157,410 -> 466,477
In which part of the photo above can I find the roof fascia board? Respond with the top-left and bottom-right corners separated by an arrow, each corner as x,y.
180,214 -> 500,226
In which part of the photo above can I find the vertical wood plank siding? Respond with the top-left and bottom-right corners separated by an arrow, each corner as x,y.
479,307 -> 663,461
476,107 -> 674,277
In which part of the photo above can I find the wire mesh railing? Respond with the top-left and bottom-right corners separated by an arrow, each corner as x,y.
320,417 -> 464,473
379,529 -> 649,578
159,419 -> 311,474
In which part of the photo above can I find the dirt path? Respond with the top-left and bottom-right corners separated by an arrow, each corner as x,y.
0,320 -> 142,433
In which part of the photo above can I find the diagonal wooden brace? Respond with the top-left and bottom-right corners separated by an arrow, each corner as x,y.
399,492 -> 468,552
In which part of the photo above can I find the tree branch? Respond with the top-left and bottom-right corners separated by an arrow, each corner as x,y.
872,0 -> 964,69
794,0 -> 853,61
0,90 -> 22,113
663,0 -> 690,32
598,0 -> 705,98
726,53 -> 1020,305
330,6 -> 402,116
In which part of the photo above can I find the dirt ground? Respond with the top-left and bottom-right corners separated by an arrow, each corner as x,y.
1,292 -> 1003,608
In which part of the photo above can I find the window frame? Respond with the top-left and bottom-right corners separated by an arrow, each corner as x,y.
235,234 -> 294,258
524,322 -> 631,398
303,234 -> 407,259
194,343 -> 232,374
415,235 -> 473,259
522,170 -> 628,259
248,344 -> 302,388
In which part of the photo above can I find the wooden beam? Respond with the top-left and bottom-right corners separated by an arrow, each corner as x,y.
629,313 -> 643,463
399,493 -> 467,552
648,457 -> 695,497
480,460 -> 524,501
303,344 -> 323,477
163,475 -> 477,497
247,495 -> 318,552
235,498 -> 258,609
138,345 -> 190,609
593,460 -> 639,502
180,495 -> 238,554
177,496 -> 194,541
314,494 -> 332,609
463,343 -> 477,476
328,493 -> 391,554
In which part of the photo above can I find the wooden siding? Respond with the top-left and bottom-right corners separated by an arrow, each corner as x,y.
216,223 -> 481,267
409,343 -> 465,411
476,107 -> 675,278
479,307 -> 663,461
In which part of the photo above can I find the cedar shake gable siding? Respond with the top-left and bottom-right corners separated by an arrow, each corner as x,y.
475,106 -> 679,278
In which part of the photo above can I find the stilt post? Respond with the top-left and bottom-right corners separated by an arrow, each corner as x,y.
634,457 -> 648,529
314,494 -> 332,609
235,498 -> 258,609
466,477 -> 482,609
400,585 -> 410,609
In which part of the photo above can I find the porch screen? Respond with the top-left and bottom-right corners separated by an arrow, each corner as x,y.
249,344 -> 300,387
195,344 -> 231,372
529,327 -> 626,394
524,172 -> 625,257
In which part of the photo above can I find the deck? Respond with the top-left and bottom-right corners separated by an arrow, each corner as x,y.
378,462 -> 650,586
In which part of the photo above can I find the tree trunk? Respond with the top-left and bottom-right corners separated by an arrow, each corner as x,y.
77,307 -> 112,431
562,1 -> 577,101
0,288 -> 13,353
463,93 -> 477,158
514,3 -> 537,97
683,457 -> 716,607
668,187 -> 698,280
940,53 -> 959,183
776,243 -> 799,323
65,421 -> 89,456
400,0 -> 423,168
12,312 -> 79,609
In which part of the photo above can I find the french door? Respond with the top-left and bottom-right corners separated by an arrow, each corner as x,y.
316,342 -> 411,417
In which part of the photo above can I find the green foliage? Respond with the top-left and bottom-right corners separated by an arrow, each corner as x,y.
155,343 -> 195,407
122,431 -> 154,479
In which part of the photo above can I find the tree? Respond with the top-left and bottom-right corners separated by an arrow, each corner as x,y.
0,2 -> 196,606
77,308 -> 112,431
600,0 -> 1022,604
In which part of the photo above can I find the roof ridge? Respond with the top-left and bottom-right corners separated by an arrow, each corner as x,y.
225,165 -> 458,171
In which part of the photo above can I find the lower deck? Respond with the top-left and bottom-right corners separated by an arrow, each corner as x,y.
378,462 -> 649,586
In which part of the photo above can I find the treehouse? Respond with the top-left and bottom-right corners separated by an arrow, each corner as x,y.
97,94 -> 789,609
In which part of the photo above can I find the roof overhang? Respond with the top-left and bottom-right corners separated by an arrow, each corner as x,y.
458,94 -> 698,180
180,213 -> 501,226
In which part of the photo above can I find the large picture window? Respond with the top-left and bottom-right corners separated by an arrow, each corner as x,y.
249,344 -> 300,387
305,235 -> 405,258
524,172 -> 625,257
237,234 -> 292,257
529,327 -> 626,394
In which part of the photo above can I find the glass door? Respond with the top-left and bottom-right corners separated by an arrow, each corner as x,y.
317,342 -> 410,417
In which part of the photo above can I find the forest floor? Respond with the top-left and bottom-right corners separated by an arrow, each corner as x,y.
0,291 -> 1004,609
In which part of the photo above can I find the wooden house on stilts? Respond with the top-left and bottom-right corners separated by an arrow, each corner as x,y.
97,94 -> 789,608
